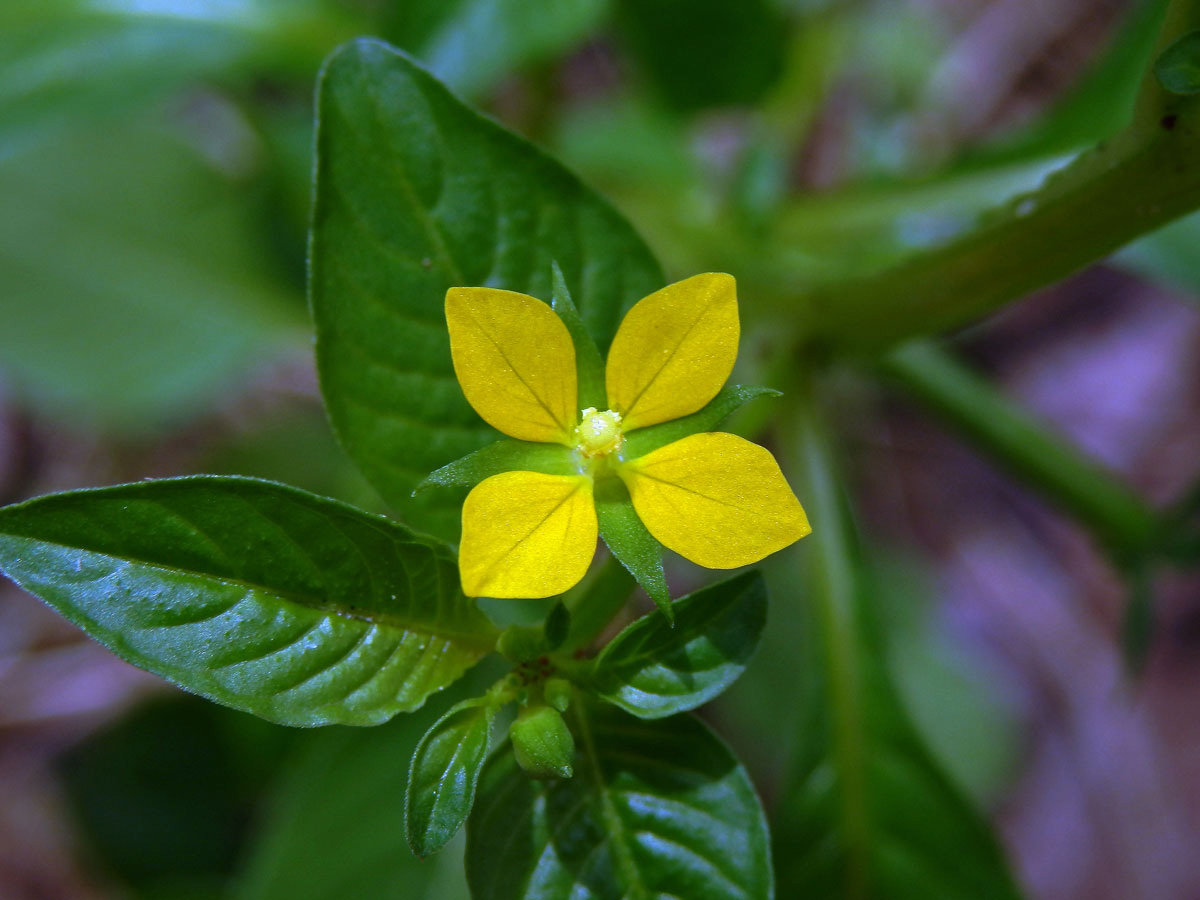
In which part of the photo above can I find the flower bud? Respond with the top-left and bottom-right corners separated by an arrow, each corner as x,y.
510,705 -> 574,779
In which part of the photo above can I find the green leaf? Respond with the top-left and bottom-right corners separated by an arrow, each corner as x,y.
588,571 -> 765,718
593,477 -> 670,617
415,440 -> 577,493
311,38 -> 663,539
622,385 -> 780,458
406,698 -> 496,858
563,557 -> 636,652
551,260 -> 606,411
0,118 -> 302,430
235,698 -> 473,900
467,701 -> 773,900
773,400 -> 1022,899
0,477 -> 497,726
1155,30 -> 1200,95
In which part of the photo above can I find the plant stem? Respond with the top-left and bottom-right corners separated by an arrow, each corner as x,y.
881,341 -> 1160,560
786,380 -> 871,899
799,0 -> 1200,355
562,555 -> 635,653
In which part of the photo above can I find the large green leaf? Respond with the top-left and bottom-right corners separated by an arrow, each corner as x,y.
0,119 -> 302,430
406,698 -> 496,858
772,404 -> 1022,899
467,702 -> 773,900
310,38 -> 663,539
0,477 -> 497,726
236,698 -> 472,900
588,571 -> 766,718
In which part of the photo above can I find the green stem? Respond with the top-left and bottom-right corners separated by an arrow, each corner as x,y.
788,381 -> 870,899
562,555 -> 635,653
800,0 -> 1200,354
881,341 -> 1160,560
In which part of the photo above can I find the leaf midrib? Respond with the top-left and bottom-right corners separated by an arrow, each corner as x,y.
574,701 -> 652,900
0,531 -> 497,651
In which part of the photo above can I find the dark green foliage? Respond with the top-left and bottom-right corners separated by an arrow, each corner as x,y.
589,572 -> 766,718
407,699 -> 497,857
310,39 -> 662,539
467,702 -> 773,900
0,477 -> 496,726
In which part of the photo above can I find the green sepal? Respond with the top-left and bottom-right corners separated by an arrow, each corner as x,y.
622,384 -> 780,458
0,476 -> 498,727
509,705 -> 575,780
593,476 -> 671,619
405,697 -> 497,858
544,678 -> 572,712
1154,30 -> 1200,95
588,571 -> 766,719
550,261 -> 606,410
414,439 -> 578,493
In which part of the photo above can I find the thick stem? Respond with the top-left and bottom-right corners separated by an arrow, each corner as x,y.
786,381 -> 871,899
881,341 -> 1160,561
799,0 -> 1200,355
562,554 -> 635,653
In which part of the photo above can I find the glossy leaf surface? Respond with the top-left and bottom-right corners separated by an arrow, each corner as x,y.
311,38 -> 662,539
590,571 -> 766,718
467,702 -> 773,900
0,477 -> 496,726
407,699 -> 496,858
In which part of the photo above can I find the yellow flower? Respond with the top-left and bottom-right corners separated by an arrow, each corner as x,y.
445,273 -> 810,599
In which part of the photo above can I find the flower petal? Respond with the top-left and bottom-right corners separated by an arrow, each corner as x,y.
459,471 -> 596,598
446,288 -> 577,443
621,432 -> 809,568
605,273 -> 738,431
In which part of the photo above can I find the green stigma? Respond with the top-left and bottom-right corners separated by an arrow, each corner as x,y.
574,407 -> 624,457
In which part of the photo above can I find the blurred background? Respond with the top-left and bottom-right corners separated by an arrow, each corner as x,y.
2,0 -> 1199,898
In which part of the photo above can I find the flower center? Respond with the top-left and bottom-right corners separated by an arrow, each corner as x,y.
573,408 -> 624,457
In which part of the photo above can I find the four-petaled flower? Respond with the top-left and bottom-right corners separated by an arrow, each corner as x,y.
445,273 -> 810,598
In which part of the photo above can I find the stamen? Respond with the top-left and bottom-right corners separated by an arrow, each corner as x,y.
574,408 -> 625,457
